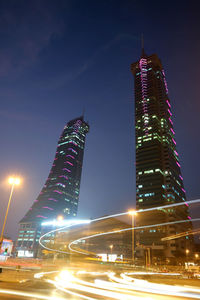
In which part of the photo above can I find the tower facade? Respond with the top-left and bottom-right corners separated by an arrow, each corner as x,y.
16,116 -> 89,257
131,50 -> 191,261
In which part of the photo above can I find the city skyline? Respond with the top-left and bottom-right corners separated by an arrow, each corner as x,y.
0,1 -> 200,241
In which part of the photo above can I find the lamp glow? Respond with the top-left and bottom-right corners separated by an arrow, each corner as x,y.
128,210 -> 137,216
57,215 -> 64,222
8,177 -> 20,185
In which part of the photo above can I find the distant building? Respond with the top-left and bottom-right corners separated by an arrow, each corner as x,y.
131,49 -> 192,261
16,116 -> 89,257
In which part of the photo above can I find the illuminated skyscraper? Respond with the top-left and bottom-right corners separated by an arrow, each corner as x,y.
131,49 -> 191,260
16,116 -> 89,257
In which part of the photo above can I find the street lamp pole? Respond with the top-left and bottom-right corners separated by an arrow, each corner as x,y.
110,245 -> 113,255
186,249 -> 189,266
128,210 -> 137,265
0,177 -> 20,252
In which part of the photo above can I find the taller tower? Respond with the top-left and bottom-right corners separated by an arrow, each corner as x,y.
16,116 -> 89,257
131,50 -> 191,261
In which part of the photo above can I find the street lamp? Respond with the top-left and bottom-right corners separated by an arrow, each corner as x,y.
57,215 -> 64,222
128,210 -> 137,264
195,253 -> 199,259
0,177 -> 21,252
110,244 -> 113,255
186,249 -> 189,265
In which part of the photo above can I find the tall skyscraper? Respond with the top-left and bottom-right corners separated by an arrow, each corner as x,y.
16,116 -> 89,257
131,49 -> 191,261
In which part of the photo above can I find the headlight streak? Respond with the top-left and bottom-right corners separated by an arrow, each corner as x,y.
161,228 -> 200,241
46,279 -> 96,300
39,198 -> 200,256
69,217 -> 200,255
39,220 -> 91,254
94,278 -> 153,298
0,288 -> 65,300
33,269 -> 200,300
124,271 -> 181,276
42,219 -> 91,227
34,270 -> 59,279
109,273 -> 200,299
46,270 -> 200,300
48,275 -> 150,300
76,270 -> 108,276
74,274 -> 153,299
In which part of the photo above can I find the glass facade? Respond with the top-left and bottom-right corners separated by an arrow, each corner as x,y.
16,116 -> 89,257
131,51 -> 192,260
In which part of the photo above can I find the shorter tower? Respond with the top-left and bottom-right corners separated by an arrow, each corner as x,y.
16,116 -> 89,257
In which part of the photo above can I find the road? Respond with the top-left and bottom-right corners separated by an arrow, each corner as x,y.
0,267 -> 200,299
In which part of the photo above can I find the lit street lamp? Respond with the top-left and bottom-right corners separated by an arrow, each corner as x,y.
128,210 -> 137,264
57,215 -> 64,222
186,249 -> 189,255
0,177 -> 20,252
195,253 -> 199,259
186,249 -> 189,265
110,244 -> 113,255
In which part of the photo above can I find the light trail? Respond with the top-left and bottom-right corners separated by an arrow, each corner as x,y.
47,279 -> 96,300
39,220 -> 91,254
69,217 -> 200,255
34,270 -> 59,279
39,198 -> 200,256
0,288 -> 65,300
49,271 -> 152,300
124,271 -> 181,276
135,198 -> 200,213
161,228 -> 200,241
43,269 -> 200,299
108,273 -> 200,299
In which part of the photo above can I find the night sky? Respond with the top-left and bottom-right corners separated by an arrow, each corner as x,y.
0,0 -> 200,240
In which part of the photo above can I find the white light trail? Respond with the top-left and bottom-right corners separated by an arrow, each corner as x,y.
32,269 -> 200,300
69,217 -> 200,255
42,219 -> 91,227
34,270 -> 59,279
39,219 -> 91,254
49,273 -> 151,300
39,198 -> 200,255
0,288 -> 65,300
136,198 -> 200,213
162,228 -> 200,241
117,273 -> 200,299
45,269 -> 200,300
47,279 -> 96,300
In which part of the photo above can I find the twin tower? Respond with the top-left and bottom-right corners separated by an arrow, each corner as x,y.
16,117 -> 89,257
16,48 -> 190,259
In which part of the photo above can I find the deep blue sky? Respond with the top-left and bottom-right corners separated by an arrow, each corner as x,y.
0,0 -> 200,240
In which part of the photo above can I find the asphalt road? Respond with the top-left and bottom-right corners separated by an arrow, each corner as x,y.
0,268 -> 199,299
0,279 -> 189,300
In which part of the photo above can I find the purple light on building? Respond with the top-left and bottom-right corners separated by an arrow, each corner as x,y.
48,198 -> 58,202
36,215 -> 47,219
53,190 -> 63,194
66,155 -> 75,159
42,206 -> 54,210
